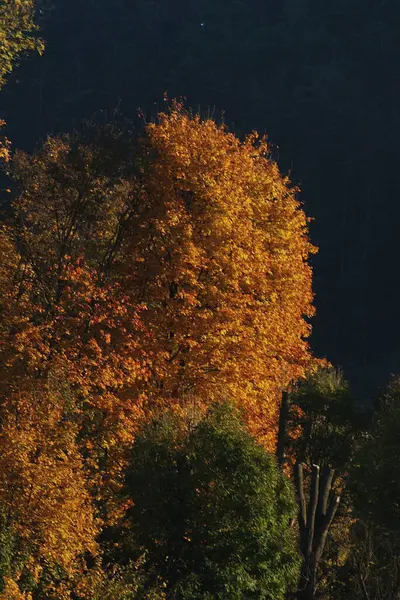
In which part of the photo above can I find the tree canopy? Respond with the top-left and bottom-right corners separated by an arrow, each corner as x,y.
0,105 -> 316,596
125,403 -> 301,600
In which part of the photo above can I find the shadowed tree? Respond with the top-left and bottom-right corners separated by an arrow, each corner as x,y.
294,462 -> 340,599
280,368 -> 360,599
124,403 -> 301,600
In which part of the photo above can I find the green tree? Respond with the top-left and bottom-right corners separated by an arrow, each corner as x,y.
124,403 -> 300,600
352,375 -> 400,530
327,376 -> 400,600
0,0 -> 44,89
333,520 -> 400,600
281,368 -> 361,599
286,367 -> 359,470
0,511 -> 24,591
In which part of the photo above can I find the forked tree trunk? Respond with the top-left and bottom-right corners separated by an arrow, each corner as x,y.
294,463 -> 341,599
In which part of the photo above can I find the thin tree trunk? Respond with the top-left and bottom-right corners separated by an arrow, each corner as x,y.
277,390 -> 289,469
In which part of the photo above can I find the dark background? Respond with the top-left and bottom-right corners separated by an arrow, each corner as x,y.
2,0 -> 400,400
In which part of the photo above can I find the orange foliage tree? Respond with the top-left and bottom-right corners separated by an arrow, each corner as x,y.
123,103 -> 318,448
1,130 -> 150,493
0,129 -> 149,594
0,383 -> 97,598
0,103 -> 318,593
1,103 -> 318,447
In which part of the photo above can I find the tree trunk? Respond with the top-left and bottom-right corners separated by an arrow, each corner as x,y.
294,463 -> 341,599
277,390 -> 289,469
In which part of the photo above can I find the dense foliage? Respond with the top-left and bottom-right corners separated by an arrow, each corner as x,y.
0,4 -> 399,597
3,0 -> 400,395
352,377 -> 400,530
124,404 -> 300,599
0,106 -> 317,597
286,368 -> 359,470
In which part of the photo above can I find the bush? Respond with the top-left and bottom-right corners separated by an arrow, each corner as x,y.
125,403 -> 300,599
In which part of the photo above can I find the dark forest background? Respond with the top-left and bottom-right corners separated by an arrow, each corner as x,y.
2,0 -> 399,400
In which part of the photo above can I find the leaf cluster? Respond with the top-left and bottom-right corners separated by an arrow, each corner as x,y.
0,0 -> 44,89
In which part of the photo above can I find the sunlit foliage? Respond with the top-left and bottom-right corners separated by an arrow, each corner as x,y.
129,102 -> 319,448
0,103 -> 317,594
0,0 -> 44,88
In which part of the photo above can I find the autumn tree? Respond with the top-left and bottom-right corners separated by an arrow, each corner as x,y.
3,103 -> 317,449
124,103 -> 319,449
78,558 -> 166,600
0,380 -> 97,599
0,104 -> 317,591
0,127 -> 150,521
